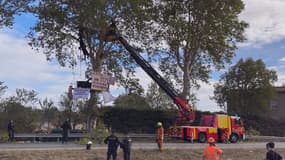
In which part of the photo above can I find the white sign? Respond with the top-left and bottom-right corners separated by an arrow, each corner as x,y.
73,88 -> 90,99
91,72 -> 109,91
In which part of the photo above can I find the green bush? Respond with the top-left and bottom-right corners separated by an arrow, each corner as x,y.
246,127 -> 260,136
78,137 -> 90,145
0,131 -> 8,143
91,121 -> 109,144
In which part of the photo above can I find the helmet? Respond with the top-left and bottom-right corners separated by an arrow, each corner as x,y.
208,137 -> 215,143
157,122 -> 162,127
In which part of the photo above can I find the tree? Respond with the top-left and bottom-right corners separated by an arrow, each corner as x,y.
146,82 -> 174,110
7,88 -> 38,106
0,81 -> 7,100
58,93 -> 76,122
152,0 -> 248,101
213,58 -> 278,116
25,0 -> 156,129
0,0 -> 32,28
114,93 -> 151,109
39,97 -> 57,132
0,101 -> 40,132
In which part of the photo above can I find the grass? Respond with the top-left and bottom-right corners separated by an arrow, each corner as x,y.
0,148 -> 283,160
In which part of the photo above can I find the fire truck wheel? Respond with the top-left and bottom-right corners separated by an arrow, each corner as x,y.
198,133 -> 207,143
230,133 -> 239,143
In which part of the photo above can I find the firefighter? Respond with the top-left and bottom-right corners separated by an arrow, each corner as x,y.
203,137 -> 223,160
156,121 -> 164,152
104,131 -> 120,160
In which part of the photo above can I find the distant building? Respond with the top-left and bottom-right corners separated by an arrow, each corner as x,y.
269,86 -> 285,120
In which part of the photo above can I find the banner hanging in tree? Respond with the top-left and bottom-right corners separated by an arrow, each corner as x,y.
91,72 -> 109,91
73,88 -> 90,99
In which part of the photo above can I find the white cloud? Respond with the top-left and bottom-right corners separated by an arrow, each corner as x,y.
0,32 -> 76,104
193,80 -> 222,112
280,57 -> 285,62
240,0 -> 285,46
271,64 -> 285,86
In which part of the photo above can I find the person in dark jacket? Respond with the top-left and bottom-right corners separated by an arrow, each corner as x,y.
266,142 -> 283,160
7,120 -> 14,142
104,131 -> 120,160
61,119 -> 71,144
120,134 -> 132,160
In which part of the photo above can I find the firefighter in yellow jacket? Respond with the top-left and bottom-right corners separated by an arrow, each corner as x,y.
156,122 -> 164,152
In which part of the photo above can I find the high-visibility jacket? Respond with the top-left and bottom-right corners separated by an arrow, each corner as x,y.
203,145 -> 223,160
157,127 -> 164,142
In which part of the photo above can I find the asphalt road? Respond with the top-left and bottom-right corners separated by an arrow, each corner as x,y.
1,142 -> 285,151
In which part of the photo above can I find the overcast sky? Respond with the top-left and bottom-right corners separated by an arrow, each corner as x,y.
1,0 -> 285,111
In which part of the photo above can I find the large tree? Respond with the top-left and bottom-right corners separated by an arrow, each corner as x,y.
152,0 -> 248,102
146,82 -> 173,110
0,0 -> 32,28
0,81 -> 7,100
25,0 -> 156,129
213,58 -> 277,116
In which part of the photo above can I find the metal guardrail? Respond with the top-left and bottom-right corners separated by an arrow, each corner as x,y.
14,133 -> 88,142
13,133 -> 285,143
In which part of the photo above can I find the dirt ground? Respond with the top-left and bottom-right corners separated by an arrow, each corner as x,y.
0,148 -> 284,160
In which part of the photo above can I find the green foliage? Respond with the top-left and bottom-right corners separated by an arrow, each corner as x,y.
0,81 -> 7,99
114,93 -> 151,109
213,58 -> 278,116
146,82 -> 174,110
6,88 -> 38,106
0,101 -> 40,133
101,108 -> 177,133
90,121 -> 109,144
0,131 -> 8,143
246,127 -> 260,136
243,115 -> 285,136
152,0 -> 248,100
0,0 -> 31,28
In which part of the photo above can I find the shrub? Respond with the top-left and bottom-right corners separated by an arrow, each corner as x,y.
91,121 -> 109,144
0,131 -> 8,142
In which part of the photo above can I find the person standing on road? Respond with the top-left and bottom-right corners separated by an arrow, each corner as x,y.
156,121 -> 164,152
7,120 -> 14,142
104,131 -> 120,160
266,142 -> 283,160
203,137 -> 223,160
120,134 -> 132,160
61,119 -> 71,144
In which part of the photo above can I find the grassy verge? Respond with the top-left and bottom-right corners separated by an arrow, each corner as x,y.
0,148 -> 281,160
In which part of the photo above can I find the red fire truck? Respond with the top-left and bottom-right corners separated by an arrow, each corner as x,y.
169,114 -> 245,143
79,22 -> 245,143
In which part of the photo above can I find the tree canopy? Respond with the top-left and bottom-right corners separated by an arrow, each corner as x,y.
0,0 -> 249,121
152,0 -> 248,101
213,58 -> 278,116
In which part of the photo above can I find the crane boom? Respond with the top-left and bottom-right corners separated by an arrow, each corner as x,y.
79,23 -> 195,124
118,36 -> 195,124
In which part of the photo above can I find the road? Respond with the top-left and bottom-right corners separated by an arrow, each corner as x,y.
1,142 -> 285,151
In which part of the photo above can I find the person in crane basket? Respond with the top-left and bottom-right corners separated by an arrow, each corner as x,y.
156,122 -> 164,152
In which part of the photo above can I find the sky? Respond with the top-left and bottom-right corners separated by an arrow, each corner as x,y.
1,0 -> 285,111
